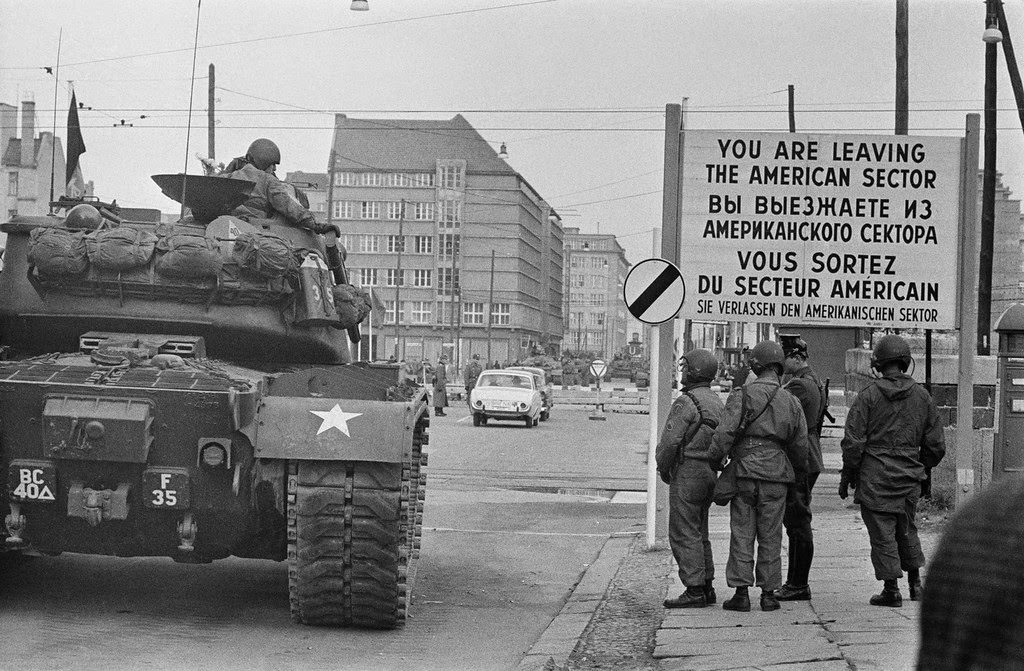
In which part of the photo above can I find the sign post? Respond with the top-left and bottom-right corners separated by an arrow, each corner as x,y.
589,358 -> 607,421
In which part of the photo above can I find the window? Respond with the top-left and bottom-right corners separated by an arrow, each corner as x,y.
332,200 -> 354,219
384,300 -> 396,324
570,256 -> 581,268
357,268 -> 377,286
413,269 -> 432,287
439,164 -> 463,189
589,312 -> 605,326
386,201 -> 404,220
410,301 -> 432,324
386,235 -> 406,253
359,235 -> 380,253
360,201 -> 380,219
385,269 -> 404,286
334,172 -> 357,186
7,172 -> 17,197
463,302 -> 484,325
438,199 -> 461,227
414,202 -> 434,220
491,303 -> 510,326
340,234 -> 357,251
361,172 -> 384,186
414,173 -> 435,187
438,233 -> 460,260
414,236 -> 432,254
571,274 -> 585,288
437,268 -> 460,296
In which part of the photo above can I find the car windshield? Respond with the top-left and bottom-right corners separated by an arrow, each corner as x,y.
479,373 -> 534,390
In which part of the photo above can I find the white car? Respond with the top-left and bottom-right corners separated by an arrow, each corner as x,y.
469,369 -> 543,428
506,366 -> 554,421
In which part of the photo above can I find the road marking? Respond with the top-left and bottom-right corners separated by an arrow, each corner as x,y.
425,527 -> 613,538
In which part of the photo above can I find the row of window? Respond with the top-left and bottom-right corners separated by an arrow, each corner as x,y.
340,234 -> 459,257
568,292 -> 611,306
569,256 -> 609,269
568,274 -> 607,289
381,300 -> 511,326
568,312 -> 606,327
331,200 -> 440,221
331,166 -> 465,190
353,267 -> 462,295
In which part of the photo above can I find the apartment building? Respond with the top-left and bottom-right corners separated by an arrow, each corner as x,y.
563,227 -> 630,359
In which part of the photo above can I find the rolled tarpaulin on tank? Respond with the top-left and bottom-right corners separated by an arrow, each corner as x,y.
155,233 -> 223,279
85,227 -> 158,272
232,231 -> 298,279
27,227 -> 88,276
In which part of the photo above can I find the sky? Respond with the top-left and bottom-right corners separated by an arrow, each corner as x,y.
1,0 -> 1022,267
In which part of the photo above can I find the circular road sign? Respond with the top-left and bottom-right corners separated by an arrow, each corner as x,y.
590,359 -> 607,379
622,258 -> 685,325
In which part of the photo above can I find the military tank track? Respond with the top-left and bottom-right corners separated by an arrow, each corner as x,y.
287,405 -> 429,628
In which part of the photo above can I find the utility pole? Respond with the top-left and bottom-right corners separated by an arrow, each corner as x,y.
487,250 -> 495,365
787,84 -> 796,132
394,200 -> 405,359
979,0 -> 999,355
448,231 -> 458,363
208,63 -> 215,160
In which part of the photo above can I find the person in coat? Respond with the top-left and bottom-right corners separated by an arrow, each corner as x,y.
840,334 -> 944,607
432,356 -> 449,417
776,334 -> 828,601
707,340 -> 809,613
657,349 -> 726,608
464,354 -> 483,406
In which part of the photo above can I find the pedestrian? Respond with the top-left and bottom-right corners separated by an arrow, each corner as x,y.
464,354 -> 483,406
840,334 -> 944,607
916,475 -> 1024,670
732,346 -> 754,388
707,340 -> 809,613
775,334 -> 828,602
656,349 -> 725,609
432,356 -> 449,416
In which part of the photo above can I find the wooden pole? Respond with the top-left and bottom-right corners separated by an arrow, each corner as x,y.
208,63 -> 215,160
979,0 -> 999,355
787,84 -> 796,132
958,114 -> 981,506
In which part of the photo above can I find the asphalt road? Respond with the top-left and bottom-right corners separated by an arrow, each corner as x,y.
0,406 -> 651,671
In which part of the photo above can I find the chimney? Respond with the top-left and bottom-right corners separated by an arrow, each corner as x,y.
0,103 -> 16,164
21,100 -> 35,166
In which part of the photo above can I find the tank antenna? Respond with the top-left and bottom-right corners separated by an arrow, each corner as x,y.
48,27 -> 62,214
179,0 -> 203,220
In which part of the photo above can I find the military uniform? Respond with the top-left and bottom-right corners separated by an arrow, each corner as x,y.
655,382 -> 725,593
432,361 -> 449,416
221,161 -> 318,228
708,378 -> 809,592
841,372 -> 944,582
464,358 -> 483,405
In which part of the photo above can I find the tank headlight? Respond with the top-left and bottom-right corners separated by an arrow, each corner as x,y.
200,442 -> 227,468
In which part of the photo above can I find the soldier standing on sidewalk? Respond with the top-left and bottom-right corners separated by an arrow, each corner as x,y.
840,334 -> 945,607
432,356 -> 449,417
707,341 -> 809,613
656,349 -> 725,609
776,334 -> 828,602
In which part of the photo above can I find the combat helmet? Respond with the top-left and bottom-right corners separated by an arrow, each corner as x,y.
871,334 -> 911,372
246,138 -> 281,171
680,348 -> 718,383
64,203 -> 103,230
748,340 -> 785,375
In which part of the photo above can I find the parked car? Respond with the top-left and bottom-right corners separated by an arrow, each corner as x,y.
469,369 -> 543,427
507,365 -> 554,421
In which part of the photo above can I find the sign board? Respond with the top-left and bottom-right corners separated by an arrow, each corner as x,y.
590,359 -> 607,379
678,131 -> 962,329
623,258 -> 685,325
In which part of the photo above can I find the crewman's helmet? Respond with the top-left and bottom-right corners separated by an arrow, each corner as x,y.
246,138 -> 281,171
680,348 -> 718,383
748,340 -> 786,375
64,203 -> 103,230
779,333 -> 809,358
871,334 -> 912,372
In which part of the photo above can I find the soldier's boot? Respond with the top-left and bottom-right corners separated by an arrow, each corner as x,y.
776,583 -> 811,601
908,568 -> 923,601
778,539 -> 813,601
722,586 -> 751,612
760,589 -> 780,612
663,586 -> 707,609
703,579 -> 717,605
869,579 -> 903,607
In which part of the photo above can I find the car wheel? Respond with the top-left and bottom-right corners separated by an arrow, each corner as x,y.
481,416 -> 488,425
533,417 -> 539,426
540,410 -> 549,421
473,412 -> 482,427
523,415 -> 532,428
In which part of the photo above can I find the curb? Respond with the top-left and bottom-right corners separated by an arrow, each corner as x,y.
516,533 -> 638,671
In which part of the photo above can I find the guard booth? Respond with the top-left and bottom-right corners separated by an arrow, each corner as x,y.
993,303 -> 1024,479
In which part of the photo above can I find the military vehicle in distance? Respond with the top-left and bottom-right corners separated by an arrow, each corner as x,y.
0,175 -> 428,628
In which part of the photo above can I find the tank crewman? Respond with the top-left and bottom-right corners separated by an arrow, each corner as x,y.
840,334 -> 945,607
464,354 -> 483,405
707,340 -> 809,613
776,334 -> 827,602
432,356 -> 449,417
657,349 -> 726,609
220,139 -> 339,236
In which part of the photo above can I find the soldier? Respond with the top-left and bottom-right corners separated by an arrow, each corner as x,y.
464,354 -> 483,405
432,355 -> 449,417
707,340 -> 809,612
221,139 -> 339,237
657,349 -> 726,608
840,334 -> 944,607
776,334 -> 827,602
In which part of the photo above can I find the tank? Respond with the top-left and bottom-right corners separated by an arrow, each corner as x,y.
0,175 -> 428,628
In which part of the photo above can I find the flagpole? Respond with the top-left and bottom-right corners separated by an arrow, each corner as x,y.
48,28 -> 62,213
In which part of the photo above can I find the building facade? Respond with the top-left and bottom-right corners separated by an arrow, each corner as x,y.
563,227 -> 630,359
321,114 -> 564,371
1,100 -> 67,223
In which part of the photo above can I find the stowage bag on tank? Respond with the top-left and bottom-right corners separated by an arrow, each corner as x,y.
155,233 -> 223,278
232,231 -> 298,279
85,227 -> 158,272
332,283 -> 372,329
28,227 -> 88,276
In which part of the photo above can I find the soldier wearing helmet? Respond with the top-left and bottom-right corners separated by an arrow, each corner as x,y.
656,348 -> 725,609
63,203 -> 104,230
775,334 -> 828,602
707,340 -> 809,613
221,139 -> 339,237
840,334 -> 944,607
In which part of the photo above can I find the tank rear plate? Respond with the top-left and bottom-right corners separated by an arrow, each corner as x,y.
255,397 -> 414,462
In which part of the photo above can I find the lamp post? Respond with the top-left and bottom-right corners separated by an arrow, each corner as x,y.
979,0 -> 1001,355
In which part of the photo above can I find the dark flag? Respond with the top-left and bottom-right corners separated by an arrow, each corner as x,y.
65,90 -> 86,195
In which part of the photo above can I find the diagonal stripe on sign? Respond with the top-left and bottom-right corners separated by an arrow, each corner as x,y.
628,265 -> 680,318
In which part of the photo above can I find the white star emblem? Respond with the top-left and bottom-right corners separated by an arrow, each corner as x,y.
309,404 -> 363,437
